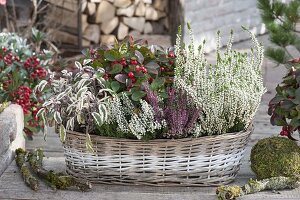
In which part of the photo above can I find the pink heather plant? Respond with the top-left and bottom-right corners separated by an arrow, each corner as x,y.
145,86 -> 200,139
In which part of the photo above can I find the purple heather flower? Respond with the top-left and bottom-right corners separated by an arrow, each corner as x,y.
145,86 -> 201,139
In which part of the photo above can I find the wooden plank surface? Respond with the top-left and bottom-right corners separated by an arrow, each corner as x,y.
1,148 -> 300,200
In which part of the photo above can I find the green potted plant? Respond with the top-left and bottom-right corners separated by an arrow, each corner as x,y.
0,31 -> 54,138
36,25 -> 265,186
268,59 -> 300,140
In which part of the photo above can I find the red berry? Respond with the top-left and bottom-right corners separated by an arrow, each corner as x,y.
112,61 -> 119,65
160,67 -> 165,72
128,72 -> 135,79
148,77 -> 154,83
168,52 -> 175,58
130,59 -> 138,65
136,65 -> 141,72
103,73 -> 109,80
141,67 -> 147,74
280,130 -> 289,136
120,60 -> 127,66
169,60 -> 174,65
131,78 -> 136,83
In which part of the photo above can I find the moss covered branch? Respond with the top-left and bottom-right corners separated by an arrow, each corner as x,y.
15,148 -> 39,191
216,176 -> 300,200
16,148 -> 92,191
28,149 -> 92,191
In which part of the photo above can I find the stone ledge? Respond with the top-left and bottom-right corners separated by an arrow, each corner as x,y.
0,104 -> 25,176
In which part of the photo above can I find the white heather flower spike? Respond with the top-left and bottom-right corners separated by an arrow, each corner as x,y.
106,94 -> 166,140
174,24 -> 266,136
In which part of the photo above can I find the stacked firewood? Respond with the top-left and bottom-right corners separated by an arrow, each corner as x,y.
45,0 -> 169,47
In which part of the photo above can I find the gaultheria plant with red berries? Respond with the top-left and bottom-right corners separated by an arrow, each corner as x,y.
268,61 -> 300,139
82,36 -> 175,102
0,32 -> 54,139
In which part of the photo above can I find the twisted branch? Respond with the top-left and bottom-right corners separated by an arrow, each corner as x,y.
216,176 -> 300,200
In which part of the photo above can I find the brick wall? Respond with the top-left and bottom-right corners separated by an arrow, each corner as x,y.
171,0 -> 266,52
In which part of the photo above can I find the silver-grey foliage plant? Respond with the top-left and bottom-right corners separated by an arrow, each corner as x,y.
35,59 -> 113,151
0,32 -> 28,52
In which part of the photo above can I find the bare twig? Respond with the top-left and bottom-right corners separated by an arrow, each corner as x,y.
11,0 -> 19,33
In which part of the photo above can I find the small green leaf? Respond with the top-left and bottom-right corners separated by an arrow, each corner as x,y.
159,91 -> 168,99
109,64 -> 123,74
0,66 -> 12,79
150,77 -> 165,90
59,124 -> 66,143
104,50 -> 120,61
290,109 -> 298,118
281,100 -> 295,110
131,91 -> 146,101
92,60 -> 103,68
187,22 -> 191,30
290,118 -> 300,128
295,88 -> 300,99
111,81 -> 120,92
145,61 -> 160,69
269,96 -> 285,104
274,118 -> 287,126
119,43 -> 128,54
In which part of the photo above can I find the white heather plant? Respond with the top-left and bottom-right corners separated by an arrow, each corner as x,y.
174,24 -> 266,136
103,93 -> 166,140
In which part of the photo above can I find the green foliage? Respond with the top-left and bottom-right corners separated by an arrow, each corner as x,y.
0,32 -> 54,139
82,36 -> 176,102
268,66 -> 300,138
251,137 -> 300,179
257,0 -> 300,66
95,122 -> 136,139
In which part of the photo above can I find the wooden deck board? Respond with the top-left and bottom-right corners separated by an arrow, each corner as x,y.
1,155 -> 300,200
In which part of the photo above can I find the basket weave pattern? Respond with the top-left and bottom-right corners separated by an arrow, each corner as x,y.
64,127 -> 252,186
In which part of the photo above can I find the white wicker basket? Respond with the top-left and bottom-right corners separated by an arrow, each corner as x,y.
64,126 -> 252,186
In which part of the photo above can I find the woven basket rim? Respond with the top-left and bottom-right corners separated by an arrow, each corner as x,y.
65,123 -> 253,143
